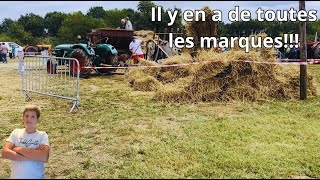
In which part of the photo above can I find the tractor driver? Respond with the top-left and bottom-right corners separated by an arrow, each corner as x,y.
129,36 -> 144,64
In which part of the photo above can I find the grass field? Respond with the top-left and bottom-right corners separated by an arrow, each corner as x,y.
0,59 -> 320,178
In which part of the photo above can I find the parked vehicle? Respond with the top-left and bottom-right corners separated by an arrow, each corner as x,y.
24,44 -> 52,55
0,42 -> 24,57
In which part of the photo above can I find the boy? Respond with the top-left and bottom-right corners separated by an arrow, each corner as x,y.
1,105 -> 50,179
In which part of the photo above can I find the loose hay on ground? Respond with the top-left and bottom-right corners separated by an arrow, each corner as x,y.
132,76 -> 160,91
157,54 -> 195,83
153,77 -> 193,103
138,59 -> 160,77
126,48 -> 317,103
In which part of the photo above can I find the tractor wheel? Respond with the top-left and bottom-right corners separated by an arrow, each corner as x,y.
25,46 -> 38,55
69,48 -> 92,78
96,55 -> 118,74
46,59 -> 57,74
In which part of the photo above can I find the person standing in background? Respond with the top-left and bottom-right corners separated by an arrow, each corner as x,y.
12,45 -> 16,59
124,17 -> 133,30
0,44 -> 3,62
1,43 -> 8,63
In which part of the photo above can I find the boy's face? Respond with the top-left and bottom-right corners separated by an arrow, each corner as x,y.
22,110 -> 38,129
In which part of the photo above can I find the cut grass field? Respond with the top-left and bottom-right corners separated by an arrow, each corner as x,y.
0,59 -> 320,178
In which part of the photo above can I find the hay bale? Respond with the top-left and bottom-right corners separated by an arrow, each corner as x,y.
154,86 -> 190,103
125,69 -> 146,87
125,64 -> 160,91
185,76 -> 223,101
134,30 -> 158,41
192,50 -> 229,78
157,53 -> 194,83
186,6 -> 218,50
162,53 -> 194,65
138,59 -> 160,77
187,49 -> 316,102
133,75 -> 160,91
154,77 -> 193,103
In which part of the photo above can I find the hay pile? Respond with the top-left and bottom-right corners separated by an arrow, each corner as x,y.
126,49 -> 317,103
134,30 -> 158,41
126,59 -> 160,91
186,6 -> 219,50
156,53 -> 194,83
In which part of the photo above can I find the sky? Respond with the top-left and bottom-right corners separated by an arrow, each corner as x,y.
0,1 -> 319,23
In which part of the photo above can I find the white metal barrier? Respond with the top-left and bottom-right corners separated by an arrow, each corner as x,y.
18,51 -> 80,112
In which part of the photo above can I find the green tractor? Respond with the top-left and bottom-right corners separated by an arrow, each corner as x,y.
50,29 -> 133,78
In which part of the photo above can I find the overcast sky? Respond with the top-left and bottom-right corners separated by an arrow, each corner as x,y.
0,1 -> 319,23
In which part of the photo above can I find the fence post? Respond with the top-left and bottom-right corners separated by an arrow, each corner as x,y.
299,1 -> 307,100
17,51 -> 27,101
41,50 -> 48,67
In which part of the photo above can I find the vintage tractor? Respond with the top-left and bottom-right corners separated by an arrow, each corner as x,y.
24,44 -> 52,55
50,29 -> 134,78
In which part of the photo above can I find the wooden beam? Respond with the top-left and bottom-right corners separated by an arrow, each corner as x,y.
300,1 -> 307,100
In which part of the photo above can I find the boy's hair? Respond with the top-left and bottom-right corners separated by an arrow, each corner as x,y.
23,105 -> 41,119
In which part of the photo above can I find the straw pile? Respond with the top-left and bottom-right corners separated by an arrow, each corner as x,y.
186,6 -> 219,50
126,67 -> 160,92
127,23 -> 316,103
126,49 -> 317,103
157,53 -> 194,83
134,30 -> 158,40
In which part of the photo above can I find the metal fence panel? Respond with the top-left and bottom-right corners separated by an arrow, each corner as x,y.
19,52 -> 80,112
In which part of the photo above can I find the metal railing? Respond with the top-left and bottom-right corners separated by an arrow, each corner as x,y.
18,51 -> 80,112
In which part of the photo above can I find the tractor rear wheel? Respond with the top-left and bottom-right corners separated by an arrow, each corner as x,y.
70,48 -> 92,78
46,59 -> 57,74
25,46 -> 38,55
96,54 -> 118,74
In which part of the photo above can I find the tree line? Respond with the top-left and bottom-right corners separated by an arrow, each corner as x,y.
0,1 -> 182,46
0,1 -> 319,47
218,19 -> 320,41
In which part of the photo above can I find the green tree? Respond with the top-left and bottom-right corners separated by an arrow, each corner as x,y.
39,36 -> 59,47
87,6 -> 106,19
134,1 -> 183,31
44,12 -> 67,37
161,7 -> 183,29
311,19 -> 320,33
57,11 -> 106,43
0,34 -> 15,42
105,8 -> 135,28
18,13 -> 45,38
5,22 -> 36,45
135,1 -> 157,30
0,18 -> 15,32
